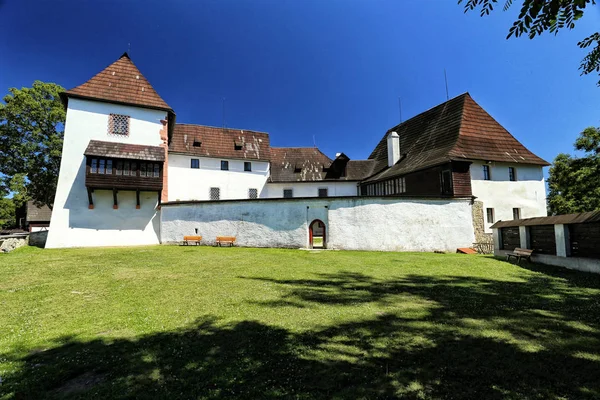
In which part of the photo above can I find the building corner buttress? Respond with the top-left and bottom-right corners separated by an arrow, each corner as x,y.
160,118 -> 169,203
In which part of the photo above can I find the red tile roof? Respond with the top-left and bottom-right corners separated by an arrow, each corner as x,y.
365,93 -> 549,182
64,53 -> 172,111
169,124 -> 271,162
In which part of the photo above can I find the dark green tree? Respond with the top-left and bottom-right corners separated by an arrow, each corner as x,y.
460,0 -> 600,85
0,81 -> 66,209
0,197 -> 16,229
547,127 -> 600,214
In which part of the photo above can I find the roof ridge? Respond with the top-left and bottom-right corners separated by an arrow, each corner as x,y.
450,95 -> 550,165
175,123 -> 269,134
385,92 -> 470,134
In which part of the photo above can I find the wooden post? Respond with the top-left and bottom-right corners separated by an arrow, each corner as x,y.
87,188 -> 94,209
113,189 -> 118,210
136,190 -> 141,209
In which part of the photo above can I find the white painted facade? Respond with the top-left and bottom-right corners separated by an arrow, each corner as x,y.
470,161 -> 547,233
264,182 -> 358,198
161,197 -> 475,252
168,154 -> 270,201
46,98 -> 166,248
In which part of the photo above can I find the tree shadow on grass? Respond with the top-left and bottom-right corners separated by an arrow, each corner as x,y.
3,265 -> 600,399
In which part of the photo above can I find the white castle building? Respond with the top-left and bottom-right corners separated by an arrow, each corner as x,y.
46,54 -> 548,250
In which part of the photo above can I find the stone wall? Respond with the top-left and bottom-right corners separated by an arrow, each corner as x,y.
471,200 -> 492,243
161,197 -> 476,252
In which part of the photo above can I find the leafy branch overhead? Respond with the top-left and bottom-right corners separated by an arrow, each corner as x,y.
459,0 -> 600,85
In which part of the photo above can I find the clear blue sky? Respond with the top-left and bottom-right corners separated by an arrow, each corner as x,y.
1,0 -> 599,167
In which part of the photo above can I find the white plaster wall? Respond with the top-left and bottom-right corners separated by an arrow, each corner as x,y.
470,161 -> 547,233
264,182 -> 358,198
161,197 -> 474,252
168,154 -> 269,201
46,98 -> 166,248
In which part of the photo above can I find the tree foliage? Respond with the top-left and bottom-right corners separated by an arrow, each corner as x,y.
0,197 -> 16,229
0,81 -> 66,209
460,0 -> 600,85
547,127 -> 600,214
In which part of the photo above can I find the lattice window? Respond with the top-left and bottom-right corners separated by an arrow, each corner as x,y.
210,187 -> 220,200
249,188 -> 258,199
108,114 -> 130,136
283,189 -> 293,198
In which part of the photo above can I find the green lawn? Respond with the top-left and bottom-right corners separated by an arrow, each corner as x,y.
1,246 -> 599,399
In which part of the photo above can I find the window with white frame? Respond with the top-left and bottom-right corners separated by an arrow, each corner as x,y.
483,165 -> 491,180
210,187 -> 220,200
486,208 -> 495,224
108,114 -> 130,136
509,167 -> 516,181
513,208 -> 521,220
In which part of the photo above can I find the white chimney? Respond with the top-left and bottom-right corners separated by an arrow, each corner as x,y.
387,131 -> 400,167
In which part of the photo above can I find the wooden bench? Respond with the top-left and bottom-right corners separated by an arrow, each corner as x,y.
216,236 -> 236,247
183,235 -> 202,245
506,248 -> 533,264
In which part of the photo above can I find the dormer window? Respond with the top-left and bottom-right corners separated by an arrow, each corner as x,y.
193,139 -> 201,147
109,114 -> 130,136
234,142 -> 243,150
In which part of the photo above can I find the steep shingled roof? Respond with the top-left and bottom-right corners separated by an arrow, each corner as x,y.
169,124 -> 271,162
64,53 -> 172,111
26,201 -> 52,223
365,93 -> 549,182
269,148 -> 332,182
84,140 -> 165,161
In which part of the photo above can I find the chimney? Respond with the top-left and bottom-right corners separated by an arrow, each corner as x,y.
387,131 -> 400,167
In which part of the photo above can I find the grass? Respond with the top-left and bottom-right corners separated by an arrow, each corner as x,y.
0,246 -> 599,399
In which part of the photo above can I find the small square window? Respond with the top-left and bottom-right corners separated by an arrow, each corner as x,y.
283,189 -> 293,198
513,208 -> 521,220
193,139 -> 201,147
486,208 -> 495,224
248,188 -> 258,199
108,114 -> 130,136
221,160 -> 229,171
509,167 -> 516,181
191,159 -> 199,169
234,142 -> 243,150
210,187 -> 220,200
90,158 -> 98,174
483,165 -> 491,180
244,162 -> 252,172
318,188 -> 328,197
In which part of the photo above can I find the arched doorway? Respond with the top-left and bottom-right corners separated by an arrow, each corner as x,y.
309,219 -> 326,249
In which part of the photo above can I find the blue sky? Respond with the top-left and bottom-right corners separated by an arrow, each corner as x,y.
1,0 -> 599,168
